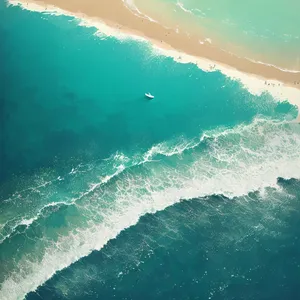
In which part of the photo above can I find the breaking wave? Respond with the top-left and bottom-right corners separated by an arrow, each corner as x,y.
1,117 -> 300,300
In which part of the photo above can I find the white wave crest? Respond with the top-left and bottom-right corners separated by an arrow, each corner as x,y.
176,1 -> 193,14
1,118 -> 300,300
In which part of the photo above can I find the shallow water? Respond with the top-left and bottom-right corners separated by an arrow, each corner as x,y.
1,2 -> 300,299
134,0 -> 300,70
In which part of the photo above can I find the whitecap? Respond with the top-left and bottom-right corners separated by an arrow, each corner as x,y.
1,118 -> 300,300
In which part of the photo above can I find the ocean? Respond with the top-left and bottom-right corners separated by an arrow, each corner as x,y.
1,1 -> 300,299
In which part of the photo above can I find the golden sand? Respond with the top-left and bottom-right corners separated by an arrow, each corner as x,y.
13,0 -> 300,87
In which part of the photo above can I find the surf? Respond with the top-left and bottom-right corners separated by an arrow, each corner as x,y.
1,2 -> 300,300
1,118 -> 300,300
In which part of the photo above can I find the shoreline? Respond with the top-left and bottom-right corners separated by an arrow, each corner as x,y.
7,0 -> 300,115
8,0 -> 300,84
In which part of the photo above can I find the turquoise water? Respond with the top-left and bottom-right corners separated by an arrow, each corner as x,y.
135,0 -> 300,70
1,2 -> 300,300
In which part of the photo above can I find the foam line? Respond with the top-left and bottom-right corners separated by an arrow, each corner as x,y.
1,118 -> 300,300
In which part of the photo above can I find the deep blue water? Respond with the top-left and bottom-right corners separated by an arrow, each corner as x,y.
27,179 -> 300,300
1,2 -> 300,300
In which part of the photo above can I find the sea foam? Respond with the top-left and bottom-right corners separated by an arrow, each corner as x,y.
1,118 -> 300,300
2,2 -> 300,299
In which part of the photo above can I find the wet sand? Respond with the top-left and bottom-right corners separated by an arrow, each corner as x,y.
11,0 -> 300,86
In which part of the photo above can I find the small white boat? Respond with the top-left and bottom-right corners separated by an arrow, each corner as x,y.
145,92 -> 154,99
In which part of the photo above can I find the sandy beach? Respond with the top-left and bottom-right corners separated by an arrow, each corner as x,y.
3,2 -> 300,300
10,0 -> 300,87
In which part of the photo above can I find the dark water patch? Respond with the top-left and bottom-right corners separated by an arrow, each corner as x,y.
27,183 -> 300,300
1,4 -> 299,298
